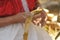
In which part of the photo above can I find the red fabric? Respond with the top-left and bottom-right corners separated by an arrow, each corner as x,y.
0,0 -> 36,17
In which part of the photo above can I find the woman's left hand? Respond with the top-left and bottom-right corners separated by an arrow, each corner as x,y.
32,10 -> 47,26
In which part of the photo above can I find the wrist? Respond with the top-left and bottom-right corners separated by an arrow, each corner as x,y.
12,13 -> 26,23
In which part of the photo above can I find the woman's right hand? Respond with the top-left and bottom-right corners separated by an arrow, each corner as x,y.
13,12 -> 31,23
0,12 -> 30,27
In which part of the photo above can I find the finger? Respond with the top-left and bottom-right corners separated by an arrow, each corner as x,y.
32,20 -> 36,25
34,14 -> 41,18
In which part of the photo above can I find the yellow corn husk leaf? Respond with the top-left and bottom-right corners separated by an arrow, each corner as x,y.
23,32 -> 28,40
23,9 -> 42,40
23,15 -> 32,40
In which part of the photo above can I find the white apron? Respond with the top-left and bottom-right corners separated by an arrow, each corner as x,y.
0,0 -> 52,40
0,23 -> 52,40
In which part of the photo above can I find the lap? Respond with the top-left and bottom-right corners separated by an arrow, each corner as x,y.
0,23 -> 23,40
0,23 -> 52,40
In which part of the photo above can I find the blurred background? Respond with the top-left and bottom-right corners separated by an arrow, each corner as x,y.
39,0 -> 60,40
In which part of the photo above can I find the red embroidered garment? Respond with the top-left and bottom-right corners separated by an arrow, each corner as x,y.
0,0 -> 36,17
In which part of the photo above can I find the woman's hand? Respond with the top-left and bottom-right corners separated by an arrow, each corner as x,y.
32,10 -> 47,26
14,11 -> 47,26
0,12 -> 31,27
13,12 -> 31,23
